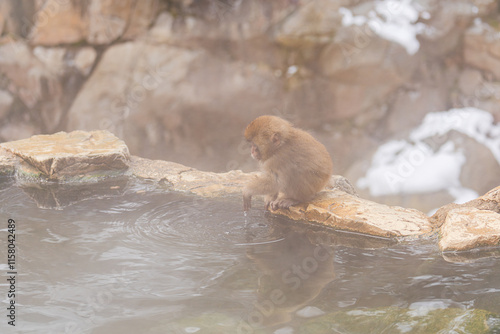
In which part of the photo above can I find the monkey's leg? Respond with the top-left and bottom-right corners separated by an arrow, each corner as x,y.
270,197 -> 300,210
264,193 -> 279,210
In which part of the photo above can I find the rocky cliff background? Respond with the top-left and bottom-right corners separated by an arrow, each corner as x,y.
1,0 -> 499,212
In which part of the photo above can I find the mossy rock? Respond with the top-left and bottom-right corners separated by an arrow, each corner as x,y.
299,307 -> 500,334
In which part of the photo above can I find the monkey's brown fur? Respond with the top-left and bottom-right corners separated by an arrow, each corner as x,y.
243,115 -> 333,211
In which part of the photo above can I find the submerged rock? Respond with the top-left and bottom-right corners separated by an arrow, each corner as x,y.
0,130 -> 130,182
299,307 -> 500,334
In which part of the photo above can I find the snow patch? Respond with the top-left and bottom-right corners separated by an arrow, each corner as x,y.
358,108 -> 500,204
339,0 -> 427,55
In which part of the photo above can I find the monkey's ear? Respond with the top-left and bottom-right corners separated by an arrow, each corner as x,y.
271,132 -> 281,147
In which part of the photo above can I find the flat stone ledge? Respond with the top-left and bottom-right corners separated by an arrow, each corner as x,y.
130,156 -> 434,240
5,131 -> 500,247
130,156 -> 253,197
272,190 -> 434,239
0,130 -> 130,181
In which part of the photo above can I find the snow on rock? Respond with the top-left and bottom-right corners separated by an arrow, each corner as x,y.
358,108 -> 500,205
339,0 -> 426,55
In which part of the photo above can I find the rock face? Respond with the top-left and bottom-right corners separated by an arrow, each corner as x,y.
0,130 -> 130,181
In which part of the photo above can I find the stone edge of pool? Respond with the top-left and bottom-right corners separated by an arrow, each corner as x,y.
1,130 -> 499,258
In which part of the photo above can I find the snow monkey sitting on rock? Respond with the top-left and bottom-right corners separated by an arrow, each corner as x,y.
243,115 -> 333,211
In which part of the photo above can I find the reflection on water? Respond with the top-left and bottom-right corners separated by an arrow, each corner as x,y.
0,180 -> 499,333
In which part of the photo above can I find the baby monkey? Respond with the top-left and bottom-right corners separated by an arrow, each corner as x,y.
243,115 -> 333,211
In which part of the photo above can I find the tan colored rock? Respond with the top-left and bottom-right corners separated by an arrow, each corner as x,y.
431,186 -> 500,227
0,130 -> 130,180
0,40 -> 81,134
273,190 -> 433,239
130,156 -> 253,197
29,0 -> 87,45
439,207 -> 500,252
28,0 -> 160,45
87,0 -> 130,44
66,41 -> 200,133
129,156 -> 433,239
66,41 -> 282,171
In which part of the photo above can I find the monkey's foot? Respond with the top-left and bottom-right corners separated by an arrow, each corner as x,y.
270,198 -> 299,210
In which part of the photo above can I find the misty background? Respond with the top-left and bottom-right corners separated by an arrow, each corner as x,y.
0,0 -> 499,213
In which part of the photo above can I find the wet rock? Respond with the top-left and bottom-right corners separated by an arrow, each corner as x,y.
431,186 -> 500,227
0,147 -> 16,176
130,156 -> 252,197
272,190 -> 433,239
439,208 -> 500,252
21,176 -> 128,210
0,130 -> 130,181
129,156 -> 432,239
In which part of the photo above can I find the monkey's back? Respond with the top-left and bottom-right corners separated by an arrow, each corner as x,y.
272,127 -> 333,202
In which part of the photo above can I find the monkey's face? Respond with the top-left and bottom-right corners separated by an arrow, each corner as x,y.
250,142 -> 262,161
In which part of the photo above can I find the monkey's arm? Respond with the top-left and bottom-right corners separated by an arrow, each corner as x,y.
243,172 -> 279,211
